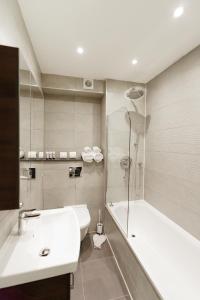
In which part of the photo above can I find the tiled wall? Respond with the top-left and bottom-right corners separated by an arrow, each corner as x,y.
43,94 -> 104,231
106,79 -> 145,206
44,94 -> 101,155
145,46 -> 200,240
19,92 -> 104,232
43,161 -> 104,231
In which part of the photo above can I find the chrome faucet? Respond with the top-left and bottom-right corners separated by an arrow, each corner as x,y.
18,209 -> 41,235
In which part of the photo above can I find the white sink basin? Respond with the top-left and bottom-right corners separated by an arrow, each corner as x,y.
0,207 -> 80,289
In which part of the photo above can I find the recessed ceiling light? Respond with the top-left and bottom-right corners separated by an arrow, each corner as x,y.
173,6 -> 184,18
132,59 -> 138,65
77,47 -> 84,54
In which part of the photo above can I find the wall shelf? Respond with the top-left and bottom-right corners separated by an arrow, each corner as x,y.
42,86 -> 104,99
20,158 -> 104,164
20,158 -> 83,162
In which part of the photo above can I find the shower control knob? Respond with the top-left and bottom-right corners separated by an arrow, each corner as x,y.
120,156 -> 131,169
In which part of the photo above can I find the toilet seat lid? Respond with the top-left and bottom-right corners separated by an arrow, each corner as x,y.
72,205 -> 91,229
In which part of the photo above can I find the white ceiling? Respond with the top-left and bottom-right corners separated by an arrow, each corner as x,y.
18,0 -> 200,83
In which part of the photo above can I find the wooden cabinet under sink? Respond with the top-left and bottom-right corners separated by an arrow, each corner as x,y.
0,274 -> 71,300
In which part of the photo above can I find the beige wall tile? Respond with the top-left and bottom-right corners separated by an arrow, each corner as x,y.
45,95 -> 75,113
45,112 -> 75,130
31,110 -> 44,130
43,169 -> 75,189
107,186 -> 128,203
145,46 -> 200,239
42,160 -> 104,232
43,187 -> 76,209
44,94 -> 101,154
31,97 -> 44,112
43,161 -> 82,171
45,129 -> 75,151
75,96 -> 101,115
31,129 -> 44,151
75,186 -> 104,208
108,111 -> 130,133
41,94 -> 104,230
76,163 -> 104,188
75,114 -> 96,131
20,128 -> 31,153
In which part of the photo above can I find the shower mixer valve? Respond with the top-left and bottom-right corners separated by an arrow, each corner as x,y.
120,156 -> 131,169
120,156 -> 132,178
69,166 -> 82,177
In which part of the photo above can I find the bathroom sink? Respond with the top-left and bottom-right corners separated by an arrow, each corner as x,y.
0,207 -> 80,289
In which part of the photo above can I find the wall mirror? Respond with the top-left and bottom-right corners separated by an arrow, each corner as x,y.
19,51 -> 44,210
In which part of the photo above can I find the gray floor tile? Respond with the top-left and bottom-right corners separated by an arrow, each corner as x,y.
80,234 -> 112,263
81,256 -> 128,300
71,263 -> 85,300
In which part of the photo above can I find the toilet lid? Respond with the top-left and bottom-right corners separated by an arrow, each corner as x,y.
72,205 -> 91,229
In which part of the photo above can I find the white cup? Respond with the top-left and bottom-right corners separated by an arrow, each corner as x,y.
38,152 -> 44,159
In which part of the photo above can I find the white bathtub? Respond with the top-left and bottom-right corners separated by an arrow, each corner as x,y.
106,200 -> 200,300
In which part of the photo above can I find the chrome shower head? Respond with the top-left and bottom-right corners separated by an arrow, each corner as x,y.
124,87 -> 144,101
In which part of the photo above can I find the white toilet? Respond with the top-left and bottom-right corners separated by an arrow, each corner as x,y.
72,205 -> 91,241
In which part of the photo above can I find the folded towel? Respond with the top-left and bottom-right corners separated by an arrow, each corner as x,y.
81,152 -> 93,163
28,151 -> 37,159
60,152 -> 67,159
92,146 -> 101,153
69,151 -> 76,158
93,234 -> 107,249
84,146 -> 92,153
93,152 -> 103,163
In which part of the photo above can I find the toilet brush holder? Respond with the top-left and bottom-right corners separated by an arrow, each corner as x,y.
96,209 -> 103,235
97,222 -> 103,235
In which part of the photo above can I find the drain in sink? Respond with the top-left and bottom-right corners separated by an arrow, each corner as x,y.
39,248 -> 50,257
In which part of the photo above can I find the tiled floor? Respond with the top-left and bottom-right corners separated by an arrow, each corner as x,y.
71,234 -> 130,300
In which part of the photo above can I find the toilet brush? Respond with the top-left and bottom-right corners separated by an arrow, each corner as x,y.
96,209 -> 103,235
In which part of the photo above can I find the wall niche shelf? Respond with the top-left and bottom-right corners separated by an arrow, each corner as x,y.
42,86 -> 104,99
20,158 -> 104,164
20,158 -> 83,162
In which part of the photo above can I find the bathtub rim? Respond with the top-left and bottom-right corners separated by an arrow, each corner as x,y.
105,203 -> 163,300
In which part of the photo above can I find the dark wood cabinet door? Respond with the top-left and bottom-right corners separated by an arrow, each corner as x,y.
0,274 -> 71,300
0,45 -> 19,210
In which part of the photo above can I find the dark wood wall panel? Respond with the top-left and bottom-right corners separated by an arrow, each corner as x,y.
0,45 -> 19,210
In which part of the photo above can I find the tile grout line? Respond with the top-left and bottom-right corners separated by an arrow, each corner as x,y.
79,261 -> 86,300
108,295 -> 130,300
